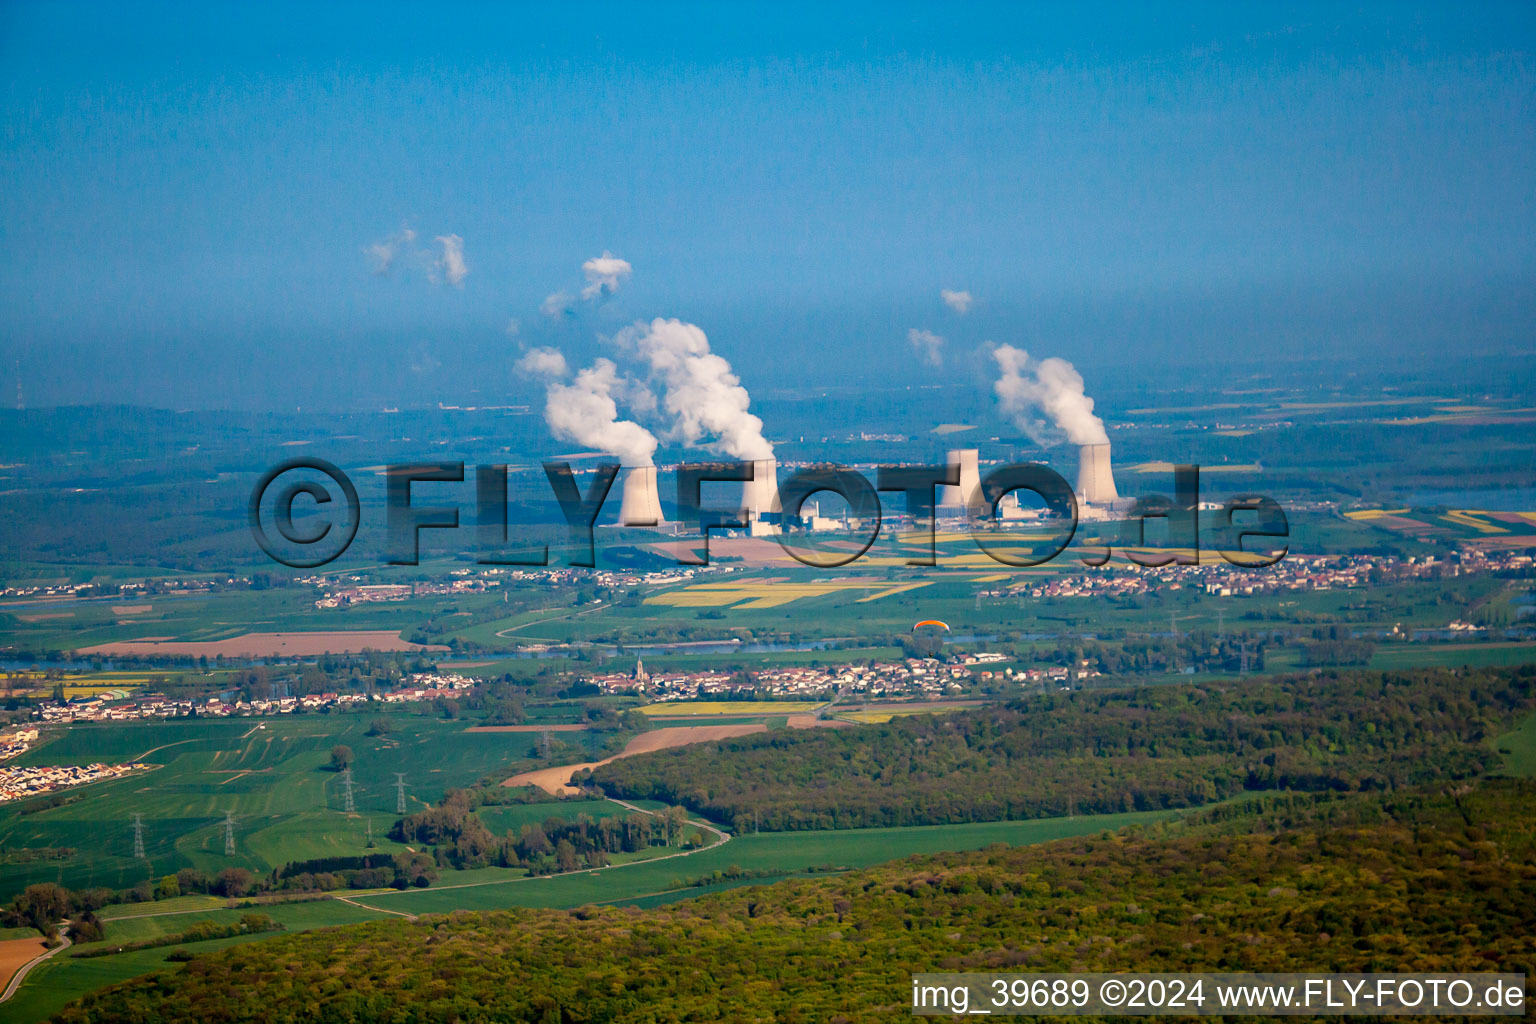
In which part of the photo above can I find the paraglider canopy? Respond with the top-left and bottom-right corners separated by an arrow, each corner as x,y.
911,619 -> 950,632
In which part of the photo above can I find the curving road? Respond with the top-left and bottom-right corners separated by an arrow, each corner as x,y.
0,930 -> 71,1004
341,796 -> 730,911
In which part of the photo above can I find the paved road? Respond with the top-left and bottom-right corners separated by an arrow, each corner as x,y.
0,931 -> 71,1004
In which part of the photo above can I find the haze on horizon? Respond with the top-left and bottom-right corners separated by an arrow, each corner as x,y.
1,2 -> 1533,410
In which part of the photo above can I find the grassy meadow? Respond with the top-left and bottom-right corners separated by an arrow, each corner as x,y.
0,713 -> 549,898
1496,711 -> 1536,778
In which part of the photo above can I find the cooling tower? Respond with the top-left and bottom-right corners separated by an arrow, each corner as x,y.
743,457 -> 781,520
617,465 -> 664,526
1075,443 -> 1120,505
938,449 -> 981,510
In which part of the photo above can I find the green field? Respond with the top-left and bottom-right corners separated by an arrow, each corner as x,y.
355,808 -> 1176,915
1369,640 -> 1536,671
0,714 -> 544,898
1496,712 -> 1536,777
475,798 -> 629,833
0,585 -> 504,651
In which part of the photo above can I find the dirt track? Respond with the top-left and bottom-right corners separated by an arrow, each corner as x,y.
504,724 -> 767,795
465,724 -> 588,733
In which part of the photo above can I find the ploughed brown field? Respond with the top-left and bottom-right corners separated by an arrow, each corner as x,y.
0,935 -> 48,992
785,714 -> 854,728
642,536 -> 800,567
504,724 -> 768,796
76,631 -> 446,658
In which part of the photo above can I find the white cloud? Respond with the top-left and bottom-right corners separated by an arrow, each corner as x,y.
434,234 -> 468,287
364,224 -> 467,289
515,346 -> 569,380
540,291 -> 576,318
364,226 -> 417,275
907,328 -> 946,367
504,317 -> 521,337
941,289 -> 973,315
579,251 -> 633,301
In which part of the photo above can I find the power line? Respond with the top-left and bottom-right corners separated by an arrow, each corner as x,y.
131,813 -> 146,859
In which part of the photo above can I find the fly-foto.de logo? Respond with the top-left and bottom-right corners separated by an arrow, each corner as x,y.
249,458 -> 1288,571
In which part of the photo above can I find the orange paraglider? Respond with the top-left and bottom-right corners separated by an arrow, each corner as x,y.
911,620 -> 950,632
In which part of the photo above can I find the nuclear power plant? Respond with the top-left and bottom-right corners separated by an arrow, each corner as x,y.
614,459 -> 781,532
616,465 -> 665,526
742,457 -> 781,519
742,457 -> 781,535
938,448 -> 981,514
1075,442 -> 1120,506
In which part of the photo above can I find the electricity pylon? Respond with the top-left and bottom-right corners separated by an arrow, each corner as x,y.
131,813 -> 146,859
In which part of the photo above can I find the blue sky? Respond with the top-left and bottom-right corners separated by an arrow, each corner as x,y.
1,2 -> 1533,408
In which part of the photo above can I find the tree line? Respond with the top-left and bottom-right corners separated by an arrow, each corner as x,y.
390,784 -> 701,872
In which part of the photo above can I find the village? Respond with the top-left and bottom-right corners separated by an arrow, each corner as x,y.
0,724 -> 150,805
0,759 -> 148,804
583,649 -> 1092,702
309,565 -> 730,608
30,672 -> 477,725
997,549 -> 1522,602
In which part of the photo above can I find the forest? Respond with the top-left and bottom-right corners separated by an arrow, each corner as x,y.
588,665 -> 1536,830
51,778 -> 1536,1023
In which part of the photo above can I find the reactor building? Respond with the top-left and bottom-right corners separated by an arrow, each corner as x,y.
742,456 -> 782,535
937,448 -> 982,516
616,464 -> 665,527
1074,442 -> 1121,507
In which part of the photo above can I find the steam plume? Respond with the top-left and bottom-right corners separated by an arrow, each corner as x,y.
618,317 -> 773,460
518,349 -> 658,466
991,344 -> 1108,446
